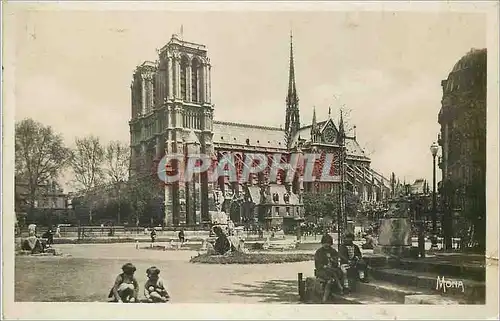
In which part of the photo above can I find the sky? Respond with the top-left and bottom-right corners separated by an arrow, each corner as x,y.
11,5 -> 487,192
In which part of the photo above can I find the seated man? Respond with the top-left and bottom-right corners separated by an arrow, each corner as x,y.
339,233 -> 369,292
42,227 -> 54,246
361,229 -> 376,250
213,226 -> 232,255
314,234 -> 343,302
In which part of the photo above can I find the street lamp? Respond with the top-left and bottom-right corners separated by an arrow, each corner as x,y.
430,141 -> 439,249
185,131 -> 200,227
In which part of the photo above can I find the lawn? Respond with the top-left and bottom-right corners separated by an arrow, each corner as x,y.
15,257 -> 157,302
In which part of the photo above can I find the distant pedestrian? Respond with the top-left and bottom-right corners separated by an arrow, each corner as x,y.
150,229 -> 157,244
55,226 -> 61,238
178,229 -> 185,243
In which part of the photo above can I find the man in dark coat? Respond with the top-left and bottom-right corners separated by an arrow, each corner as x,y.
213,226 -> 231,255
314,233 -> 343,302
150,228 -> 157,244
339,233 -> 369,291
42,227 -> 54,246
178,229 -> 185,243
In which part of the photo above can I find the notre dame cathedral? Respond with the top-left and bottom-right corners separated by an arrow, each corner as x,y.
129,33 -> 390,229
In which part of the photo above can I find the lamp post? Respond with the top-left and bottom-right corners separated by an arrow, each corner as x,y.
430,141 -> 439,250
184,135 -> 200,227
337,127 -> 346,251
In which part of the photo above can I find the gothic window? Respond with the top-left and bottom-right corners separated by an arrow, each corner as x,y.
180,56 -> 188,101
284,193 -> 290,204
192,58 -> 200,103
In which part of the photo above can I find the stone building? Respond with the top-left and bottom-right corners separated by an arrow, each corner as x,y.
129,33 -> 390,228
438,48 -> 486,250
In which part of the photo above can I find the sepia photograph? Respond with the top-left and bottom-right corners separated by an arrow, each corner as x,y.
2,1 -> 499,320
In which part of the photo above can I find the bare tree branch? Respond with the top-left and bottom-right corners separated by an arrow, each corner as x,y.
104,141 -> 130,184
69,136 -> 105,193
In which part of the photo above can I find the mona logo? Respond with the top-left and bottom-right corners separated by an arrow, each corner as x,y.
436,276 -> 465,293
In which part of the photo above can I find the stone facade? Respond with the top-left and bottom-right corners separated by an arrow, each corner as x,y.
129,33 -> 390,227
438,48 -> 486,249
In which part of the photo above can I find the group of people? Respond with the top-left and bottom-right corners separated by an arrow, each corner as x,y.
108,263 -> 170,303
149,228 -> 186,245
21,224 -> 61,254
314,232 -> 369,303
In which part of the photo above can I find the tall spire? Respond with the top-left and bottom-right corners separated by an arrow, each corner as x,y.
285,30 -> 300,149
288,30 -> 296,99
337,110 -> 345,145
310,106 -> 318,142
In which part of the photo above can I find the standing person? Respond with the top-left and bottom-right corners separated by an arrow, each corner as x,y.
55,225 -> 61,238
178,229 -> 185,243
108,263 -> 139,303
314,233 -> 344,302
150,228 -> 157,244
339,233 -> 369,292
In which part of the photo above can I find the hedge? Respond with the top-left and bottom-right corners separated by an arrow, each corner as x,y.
189,252 -> 314,264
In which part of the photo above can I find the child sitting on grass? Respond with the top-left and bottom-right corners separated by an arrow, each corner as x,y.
144,266 -> 170,303
108,263 -> 139,303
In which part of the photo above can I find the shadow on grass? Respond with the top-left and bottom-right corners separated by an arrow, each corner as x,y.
220,279 -> 299,303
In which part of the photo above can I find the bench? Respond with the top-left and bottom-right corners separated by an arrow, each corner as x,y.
298,271 -> 345,303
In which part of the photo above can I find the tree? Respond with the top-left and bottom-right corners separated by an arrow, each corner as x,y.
104,141 -> 130,184
15,119 -> 70,219
69,136 -> 105,224
303,191 -> 339,222
104,141 -> 130,224
69,136 -> 105,192
303,189 -> 361,225
125,175 -> 160,227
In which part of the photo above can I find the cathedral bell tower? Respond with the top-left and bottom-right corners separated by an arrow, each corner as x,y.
284,31 -> 300,149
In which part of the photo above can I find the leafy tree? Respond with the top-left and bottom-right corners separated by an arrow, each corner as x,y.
125,175 -> 161,227
15,118 -> 70,218
303,189 -> 361,225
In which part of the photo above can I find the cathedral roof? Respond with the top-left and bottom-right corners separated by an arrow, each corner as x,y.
212,119 -> 369,160
212,121 -> 287,150
292,119 -> 370,160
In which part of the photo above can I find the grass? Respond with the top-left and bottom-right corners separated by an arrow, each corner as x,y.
189,252 -> 314,265
15,256 -> 173,302
16,257 -> 119,302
